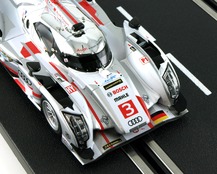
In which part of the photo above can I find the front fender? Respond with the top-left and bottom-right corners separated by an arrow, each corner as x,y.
123,21 -> 180,107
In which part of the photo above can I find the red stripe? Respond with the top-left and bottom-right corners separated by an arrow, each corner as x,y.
49,62 -> 68,81
136,96 -> 154,129
79,0 -> 104,25
136,96 -> 151,120
0,61 -> 18,76
21,47 -> 31,58
148,122 -> 154,129
14,79 -> 26,92
26,42 -> 41,54
33,91 -> 42,98
72,82 -> 105,130
100,132 -> 112,148
152,112 -> 167,121
21,41 -> 40,58
51,0 -> 78,24
85,97 -> 105,130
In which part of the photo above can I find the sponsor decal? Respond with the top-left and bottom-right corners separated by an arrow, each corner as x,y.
103,79 -> 123,90
118,100 -> 138,118
65,84 -> 77,94
140,57 -> 149,65
104,74 -> 116,83
128,116 -> 143,126
130,46 -> 136,52
18,70 -> 32,86
129,122 -> 146,133
101,116 -> 109,125
76,47 -> 88,53
107,92 -> 113,97
112,85 -> 128,95
103,138 -> 122,150
114,93 -> 129,102
133,129 -> 139,133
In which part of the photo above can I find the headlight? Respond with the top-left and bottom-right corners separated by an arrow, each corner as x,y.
162,64 -> 180,99
64,113 -> 89,147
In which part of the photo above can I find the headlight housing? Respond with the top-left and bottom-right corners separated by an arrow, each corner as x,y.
162,64 -> 180,99
64,113 -> 89,148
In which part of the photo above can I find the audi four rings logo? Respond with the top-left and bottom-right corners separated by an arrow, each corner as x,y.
128,116 -> 143,126
18,70 -> 32,86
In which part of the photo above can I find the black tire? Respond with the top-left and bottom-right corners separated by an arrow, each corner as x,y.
41,99 -> 61,135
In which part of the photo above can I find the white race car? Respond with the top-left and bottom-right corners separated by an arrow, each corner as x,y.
0,0 -> 187,164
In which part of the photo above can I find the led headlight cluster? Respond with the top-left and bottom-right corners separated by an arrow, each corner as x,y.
162,64 -> 180,99
64,113 -> 89,147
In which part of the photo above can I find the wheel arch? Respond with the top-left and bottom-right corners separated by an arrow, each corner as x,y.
39,85 -> 79,147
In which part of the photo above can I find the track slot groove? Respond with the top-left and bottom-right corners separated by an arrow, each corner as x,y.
123,136 -> 183,174
193,0 -> 217,20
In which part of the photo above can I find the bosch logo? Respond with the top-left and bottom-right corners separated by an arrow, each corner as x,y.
112,85 -> 128,95
128,116 -> 143,126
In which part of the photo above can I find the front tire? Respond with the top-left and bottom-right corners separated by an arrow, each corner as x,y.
41,99 -> 61,135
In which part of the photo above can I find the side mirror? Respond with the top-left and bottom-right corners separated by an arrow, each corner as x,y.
26,62 -> 41,76
72,22 -> 84,32
129,17 -> 141,29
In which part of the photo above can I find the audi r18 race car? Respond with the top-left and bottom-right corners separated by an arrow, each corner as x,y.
0,0 -> 188,164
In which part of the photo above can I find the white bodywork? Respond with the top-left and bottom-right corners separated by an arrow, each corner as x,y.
0,0 -> 188,164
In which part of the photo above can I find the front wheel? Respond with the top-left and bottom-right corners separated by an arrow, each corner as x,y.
41,99 -> 61,135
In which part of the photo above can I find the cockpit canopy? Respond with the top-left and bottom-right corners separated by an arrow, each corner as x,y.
58,22 -> 113,72
61,43 -> 112,72
34,19 -> 113,72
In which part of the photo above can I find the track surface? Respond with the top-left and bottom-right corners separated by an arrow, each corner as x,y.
1,0 -> 217,173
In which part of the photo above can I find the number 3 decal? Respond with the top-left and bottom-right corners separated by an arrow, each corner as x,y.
118,100 -> 138,118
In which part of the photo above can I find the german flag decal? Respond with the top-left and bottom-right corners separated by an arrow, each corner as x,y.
151,111 -> 168,125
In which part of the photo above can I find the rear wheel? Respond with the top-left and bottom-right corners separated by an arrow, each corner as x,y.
41,99 -> 61,135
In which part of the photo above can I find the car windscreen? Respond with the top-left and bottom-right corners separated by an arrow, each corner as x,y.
62,44 -> 112,72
